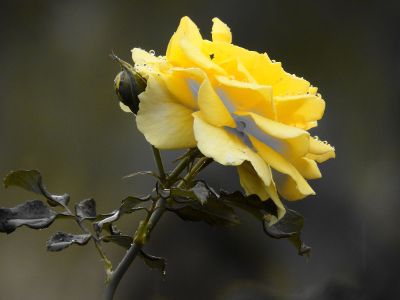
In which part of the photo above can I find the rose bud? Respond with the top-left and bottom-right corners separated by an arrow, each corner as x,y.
114,68 -> 146,114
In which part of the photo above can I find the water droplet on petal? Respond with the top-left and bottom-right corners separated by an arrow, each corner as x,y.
149,50 -> 155,55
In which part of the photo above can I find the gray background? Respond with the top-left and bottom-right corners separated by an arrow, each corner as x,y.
0,0 -> 399,299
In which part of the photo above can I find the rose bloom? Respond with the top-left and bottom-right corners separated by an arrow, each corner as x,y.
126,17 -> 335,219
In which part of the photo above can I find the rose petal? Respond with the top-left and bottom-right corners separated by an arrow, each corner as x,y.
163,67 -> 206,110
292,157 -> 322,179
131,48 -> 164,78
198,78 -> 235,127
193,112 -> 285,216
307,136 -> 336,163
203,40 -> 285,85
211,17 -> 232,43
234,112 -> 310,159
274,94 -> 326,127
250,136 -> 315,200
273,72 -> 311,96
136,75 -> 196,149
215,75 -> 275,119
166,17 -> 226,74
237,162 -> 285,219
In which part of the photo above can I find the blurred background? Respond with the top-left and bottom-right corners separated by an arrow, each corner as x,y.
1,0 -> 399,299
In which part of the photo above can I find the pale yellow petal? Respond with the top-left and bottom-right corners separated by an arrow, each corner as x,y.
273,72 -> 311,96
211,17 -> 232,43
197,78 -> 235,127
131,48 -> 164,78
237,162 -> 285,219
274,94 -> 326,126
307,136 -> 336,163
193,112 -> 284,216
237,161 -> 269,199
308,86 -> 318,95
193,111 -> 251,166
136,75 -> 196,149
292,157 -> 322,179
162,67 -> 206,110
132,48 -> 163,65
166,16 -> 203,67
119,102 -> 132,113
179,38 -> 226,74
215,75 -> 275,119
166,17 -> 226,74
202,40 -> 284,85
250,136 -> 315,200
274,174 -> 311,201
234,112 -> 310,159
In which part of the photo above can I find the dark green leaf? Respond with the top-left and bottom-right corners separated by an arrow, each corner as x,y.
189,181 -> 210,204
171,194 -> 240,227
47,232 -> 91,252
263,209 -> 303,239
263,209 -> 311,256
120,196 -> 150,213
4,170 -> 42,193
219,191 -> 278,219
102,235 -> 133,249
103,224 -> 121,236
4,170 -> 70,207
139,249 -> 166,277
171,181 -> 211,205
94,210 -> 120,233
289,235 -> 312,257
181,189 -> 310,256
0,200 -> 57,234
75,198 -> 97,219
94,196 -> 151,233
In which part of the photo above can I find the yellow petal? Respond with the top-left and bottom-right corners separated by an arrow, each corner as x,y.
132,48 -> 163,65
273,72 -> 311,96
274,94 -> 326,126
215,75 -> 275,119
250,136 -> 315,200
202,40 -> 284,85
292,157 -> 322,179
211,17 -> 232,43
234,112 -> 310,159
302,121 -> 318,130
166,17 -> 226,74
131,48 -> 165,78
275,174 -> 311,201
166,16 -> 203,67
307,136 -> 336,163
136,75 -> 196,149
193,111 -> 252,166
201,44 -> 255,82
308,86 -> 318,95
237,161 -> 269,199
198,78 -> 235,127
237,162 -> 285,219
119,102 -> 132,113
179,38 -> 227,74
162,67 -> 206,110
193,112 -> 285,216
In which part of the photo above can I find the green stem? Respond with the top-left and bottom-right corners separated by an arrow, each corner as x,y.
152,146 -> 166,185
104,197 -> 166,300
104,149 -> 211,300
167,148 -> 199,185
177,156 -> 212,188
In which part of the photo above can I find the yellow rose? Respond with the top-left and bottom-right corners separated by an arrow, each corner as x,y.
131,17 -> 335,219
